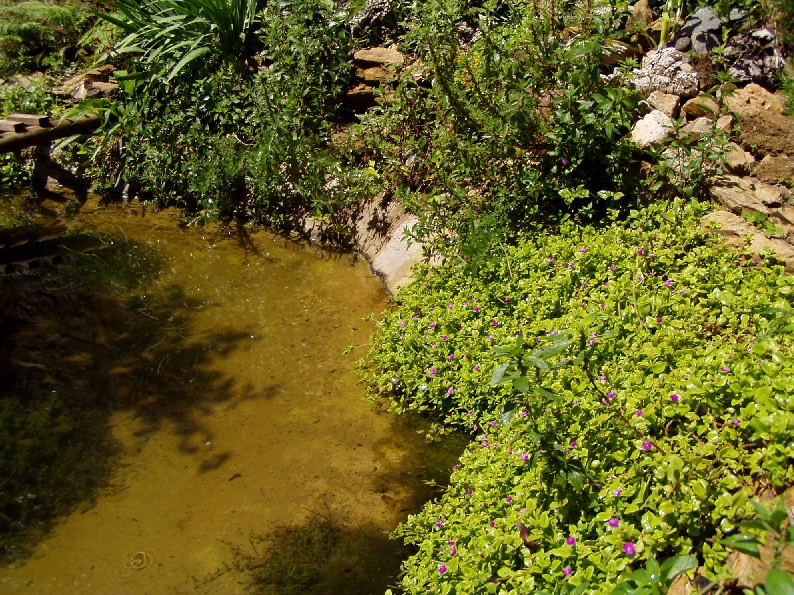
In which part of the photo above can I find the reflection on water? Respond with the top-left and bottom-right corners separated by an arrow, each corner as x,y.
0,198 -> 463,594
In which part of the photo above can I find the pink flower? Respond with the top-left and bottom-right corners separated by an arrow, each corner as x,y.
642,441 -> 653,451
569,440 -> 577,447
671,393 -> 680,402
566,536 -> 576,546
612,488 -> 623,497
623,541 -> 637,556
521,453 -> 529,461
563,567 -> 573,576
439,564 -> 447,573
636,409 -> 642,417
608,517 -> 620,527
506,496 -> 512,503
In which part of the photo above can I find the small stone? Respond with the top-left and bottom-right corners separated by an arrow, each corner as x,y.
682,95 -> 720,119
353,47 -> 405,68
683,117 -> 714,135
631,110 -> 674,149
724,142 -> 755,175
647,90 -> 680,118
716,114 -> 734,131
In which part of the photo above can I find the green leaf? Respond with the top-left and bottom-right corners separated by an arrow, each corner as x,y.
721,533 -> 761,558
167,45 -> 211,80
660,555 -> 698,582
514,376 -> 530,393
765,568 -> 794,595
490,363 -> 510,385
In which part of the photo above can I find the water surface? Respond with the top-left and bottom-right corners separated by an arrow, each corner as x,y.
0,198 -> 459,594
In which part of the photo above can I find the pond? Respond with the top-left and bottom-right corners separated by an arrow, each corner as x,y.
0,195 -> 463,594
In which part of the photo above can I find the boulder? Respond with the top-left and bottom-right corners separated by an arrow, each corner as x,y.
682,117 -> 713,135
628,0 -> 654,31
356,66 -> 392,85
632,48 -> 700,98
710,174 -> 790,215
631,109 -> 674,149
342,83 -> 378,112
716,114 -> 734,131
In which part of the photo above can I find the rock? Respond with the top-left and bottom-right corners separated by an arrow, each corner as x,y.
628,0 -> 653,30
646,90 -> 680,118
353,47 -> 405,68
711,174 -> 790,215
674,7 -> 722,56
342,83 -> 377,112
682,95 -> 719,119
701,211 -> 794,270
752,155 -> 794,185
349,0 -> 398,44
724,27 -> 786,89
726,84 -> 794,156
716,114 -> 734,131
356,66 -> 392,85
725,83 -> 785,115
632,48 -> 700,98
724,142 -> 755,174
631,109 -> 674,149
89,81 -> 119,98
83,64 -> 115,82
627,0 -> 656,49
351,197 -> 426,294
683,117 -> 714,135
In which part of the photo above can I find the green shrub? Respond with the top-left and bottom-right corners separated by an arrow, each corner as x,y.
364,199 -> 794,592
0,0 -> 92,76
356,0 -> 640,260
88,0 -> 354,230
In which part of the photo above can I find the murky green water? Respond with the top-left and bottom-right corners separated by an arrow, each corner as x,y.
0,197 -> 461,594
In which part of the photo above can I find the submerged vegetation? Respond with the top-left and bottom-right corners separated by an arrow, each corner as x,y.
1,0 -> 793,592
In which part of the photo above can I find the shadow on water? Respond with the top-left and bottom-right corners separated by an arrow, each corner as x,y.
0,205 -> 468,592
215,415 -> 465,595
0,233 -> 253,559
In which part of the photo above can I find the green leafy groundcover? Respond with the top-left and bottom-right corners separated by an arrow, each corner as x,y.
363,199 -> 794,593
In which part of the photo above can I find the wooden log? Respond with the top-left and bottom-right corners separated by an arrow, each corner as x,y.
0,115 -> 102,153
0,120 -> 28,133
6,114 -> 51,127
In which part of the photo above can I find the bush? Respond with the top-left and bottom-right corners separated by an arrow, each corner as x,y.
89,0 -> 355,230
356,0 -> 640,261
363,199 -> 794,592
0,0 -> 92,76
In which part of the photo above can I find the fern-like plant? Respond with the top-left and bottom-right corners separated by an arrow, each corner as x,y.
98,0 -> 265,81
